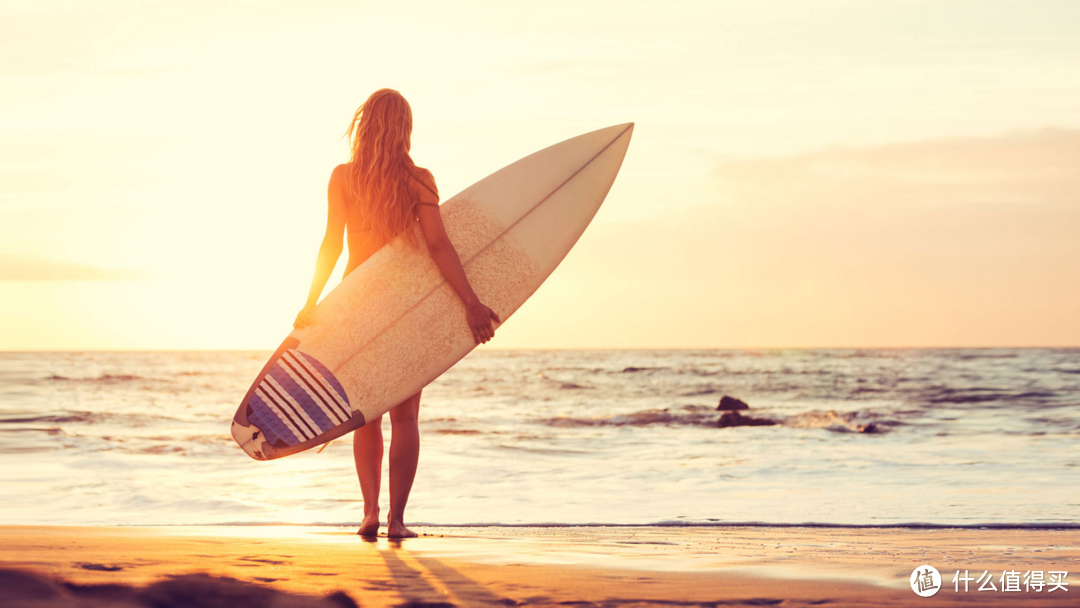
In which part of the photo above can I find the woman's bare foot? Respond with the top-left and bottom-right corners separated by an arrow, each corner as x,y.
386,520 -> 417,538
357,509 -> 380,537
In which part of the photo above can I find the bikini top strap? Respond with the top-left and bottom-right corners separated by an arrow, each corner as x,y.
410,172 -> 439,199
407,167 -> 440,215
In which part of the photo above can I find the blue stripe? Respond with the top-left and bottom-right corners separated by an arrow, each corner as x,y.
247,392 -> 300,446
268,364 -> 334,434
299,351 -> 350,405
279,353 -> 347,424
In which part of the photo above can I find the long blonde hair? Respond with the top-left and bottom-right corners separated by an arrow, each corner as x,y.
344,89 -> 421,245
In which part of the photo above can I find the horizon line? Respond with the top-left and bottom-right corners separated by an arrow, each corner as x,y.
2,345 -> 1078,354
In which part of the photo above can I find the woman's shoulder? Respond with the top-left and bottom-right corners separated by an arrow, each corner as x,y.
327,163 -> 352,203
407,165 -> 439,203
409,165 -> 436,186
323,163 -> 346,194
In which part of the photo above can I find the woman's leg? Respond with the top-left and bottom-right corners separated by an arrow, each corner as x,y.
387,390 -> 422,538
353,414 -> 384,536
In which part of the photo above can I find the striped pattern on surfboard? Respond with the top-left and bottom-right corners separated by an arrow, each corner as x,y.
245,349 -> 351,447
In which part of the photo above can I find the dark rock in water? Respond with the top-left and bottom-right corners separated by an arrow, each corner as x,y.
717,411 -> 777,428
717,395 -> 750,411
858,423 -> 882,434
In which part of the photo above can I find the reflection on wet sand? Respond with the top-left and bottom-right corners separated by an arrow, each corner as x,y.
3,525 -> 1078,607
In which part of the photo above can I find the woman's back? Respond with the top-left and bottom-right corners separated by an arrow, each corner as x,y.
337,163 -> 439,276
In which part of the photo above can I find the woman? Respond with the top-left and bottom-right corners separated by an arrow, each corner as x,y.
293,89 -> 499,539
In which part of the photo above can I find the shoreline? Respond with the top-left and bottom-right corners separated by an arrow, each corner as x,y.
121,521 -> 1080,529
3,525 -> 1077,606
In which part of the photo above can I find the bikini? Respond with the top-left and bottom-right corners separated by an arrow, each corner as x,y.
408,169 -> 440,213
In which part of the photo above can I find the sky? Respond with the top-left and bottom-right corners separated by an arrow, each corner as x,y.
2,0 -> 1079,349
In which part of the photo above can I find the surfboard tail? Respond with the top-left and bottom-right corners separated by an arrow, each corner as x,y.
232,338 -> 355,460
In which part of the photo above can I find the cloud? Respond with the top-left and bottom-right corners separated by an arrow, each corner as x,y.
509,128 -> 1080,347
0,256 -> 149,281
712,128 -> 1080,208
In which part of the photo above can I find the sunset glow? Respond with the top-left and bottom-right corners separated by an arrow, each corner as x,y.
3,0 -> 1079,349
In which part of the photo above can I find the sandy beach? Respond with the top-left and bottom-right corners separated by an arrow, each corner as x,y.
2,525 -> 1076,606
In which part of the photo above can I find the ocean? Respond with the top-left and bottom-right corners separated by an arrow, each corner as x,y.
1,349 -> 1077,528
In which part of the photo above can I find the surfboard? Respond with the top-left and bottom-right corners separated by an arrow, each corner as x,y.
231,123 -> 634,460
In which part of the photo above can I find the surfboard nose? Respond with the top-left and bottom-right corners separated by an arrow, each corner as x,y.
608,122 -> 634,154
587,123 -> 634,165
597,122 -> 634,142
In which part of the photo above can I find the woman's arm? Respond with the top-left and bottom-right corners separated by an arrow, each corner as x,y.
413,174 -> 500,344
294,165 -> 348,329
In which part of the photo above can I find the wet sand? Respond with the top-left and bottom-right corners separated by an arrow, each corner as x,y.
1,525 -> 1076,606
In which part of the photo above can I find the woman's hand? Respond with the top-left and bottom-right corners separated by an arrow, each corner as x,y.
294,304 -> 316,329
465,300 -> 500,344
